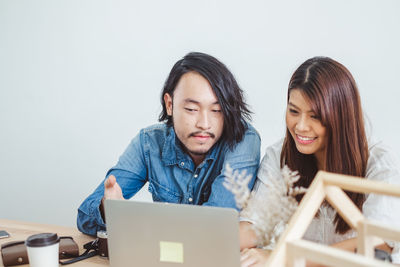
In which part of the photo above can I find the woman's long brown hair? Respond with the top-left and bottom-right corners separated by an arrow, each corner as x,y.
280,57 -> 369,234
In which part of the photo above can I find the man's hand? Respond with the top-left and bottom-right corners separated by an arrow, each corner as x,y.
100,175 -> 124,222
240,248 -> 271,267
103,175 -> 124,200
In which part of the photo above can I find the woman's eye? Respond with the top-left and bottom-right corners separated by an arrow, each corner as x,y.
311,115 -> 321,120
212,109 -> 222,113
289,109 -> 298,114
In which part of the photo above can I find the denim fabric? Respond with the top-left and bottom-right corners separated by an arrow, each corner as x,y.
77,123 -> 260,236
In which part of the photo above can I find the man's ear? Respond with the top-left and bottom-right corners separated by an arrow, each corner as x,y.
164,93 -> 173,116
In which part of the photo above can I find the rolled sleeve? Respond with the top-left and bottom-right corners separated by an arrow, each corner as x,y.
76,132 -> 148,236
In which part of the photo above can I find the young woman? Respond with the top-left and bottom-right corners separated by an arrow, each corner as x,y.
239,57 -> 400,267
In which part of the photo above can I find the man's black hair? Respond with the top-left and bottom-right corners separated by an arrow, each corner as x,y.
159,52 -> 252,148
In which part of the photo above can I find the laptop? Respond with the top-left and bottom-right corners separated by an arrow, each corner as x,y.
104,200 -> 241,267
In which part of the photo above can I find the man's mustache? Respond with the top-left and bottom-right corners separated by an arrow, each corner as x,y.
188,131 -> 215,138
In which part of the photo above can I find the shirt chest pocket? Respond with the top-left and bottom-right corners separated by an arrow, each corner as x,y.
148,181 -> 182,203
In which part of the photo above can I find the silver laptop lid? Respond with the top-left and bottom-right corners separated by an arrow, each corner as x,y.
104,200 -> 241,267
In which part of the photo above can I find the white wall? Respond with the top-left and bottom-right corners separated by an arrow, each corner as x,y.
1,0 -> 399,227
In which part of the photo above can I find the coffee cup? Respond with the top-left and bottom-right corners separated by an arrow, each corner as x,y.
25,233 -> 60,267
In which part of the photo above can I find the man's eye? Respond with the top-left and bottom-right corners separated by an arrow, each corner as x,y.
212,109 -> 222,113
184,108 -> 197,112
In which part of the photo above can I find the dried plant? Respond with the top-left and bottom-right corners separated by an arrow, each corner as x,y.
223,164 -> 253,209
224,164 -> 307,248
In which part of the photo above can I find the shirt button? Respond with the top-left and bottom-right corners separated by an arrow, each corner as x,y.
188,198 -> 193,202
194,174 -> 198,178
180,162 -> 184,166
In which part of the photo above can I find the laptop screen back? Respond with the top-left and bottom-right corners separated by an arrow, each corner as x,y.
104,200 -> 241,267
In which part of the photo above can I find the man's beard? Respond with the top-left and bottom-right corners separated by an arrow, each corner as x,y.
188,131 -> 215,139
170,114 -> 215,156
177,131 -> 215,156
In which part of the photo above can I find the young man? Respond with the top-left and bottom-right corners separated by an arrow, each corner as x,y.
77,52 -> 261,236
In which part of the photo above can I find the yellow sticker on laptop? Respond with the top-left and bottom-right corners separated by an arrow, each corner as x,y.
159,241 -> 184,263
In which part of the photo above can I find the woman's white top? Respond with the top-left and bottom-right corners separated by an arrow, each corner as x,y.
241,139 -> 400,262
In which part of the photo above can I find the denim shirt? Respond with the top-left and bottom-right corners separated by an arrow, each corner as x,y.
77,123 -> 260,236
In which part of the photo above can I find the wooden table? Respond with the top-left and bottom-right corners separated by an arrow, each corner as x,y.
0,219 -> 109,266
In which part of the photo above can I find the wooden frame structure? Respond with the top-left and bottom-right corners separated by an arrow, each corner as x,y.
266,171 -> 400,266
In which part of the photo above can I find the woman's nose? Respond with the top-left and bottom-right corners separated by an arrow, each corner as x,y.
295,116 -> 310,132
